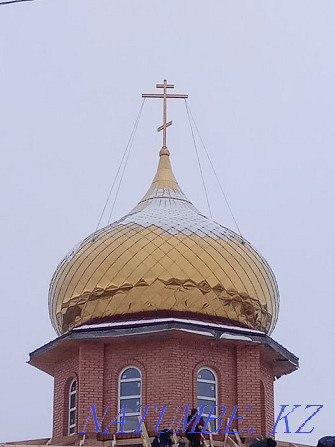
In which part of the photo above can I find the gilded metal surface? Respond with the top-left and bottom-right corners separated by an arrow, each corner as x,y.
49,149 -> 279,335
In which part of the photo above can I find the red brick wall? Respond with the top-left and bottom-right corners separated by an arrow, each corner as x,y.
236,345 -> 262,435
102,336 -> 237,435
52,350 -> 79,437
261,362 -> 275,435
51,333 -> 274,439
78,342 -> 105,435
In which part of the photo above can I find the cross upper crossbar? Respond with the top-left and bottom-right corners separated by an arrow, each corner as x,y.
142,94 -> 188,98
142,79 -> 188,149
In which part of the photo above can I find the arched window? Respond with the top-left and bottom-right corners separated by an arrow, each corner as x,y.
68,379 -> 77,435
197,368 -> 217,429
119,367 -> 141,432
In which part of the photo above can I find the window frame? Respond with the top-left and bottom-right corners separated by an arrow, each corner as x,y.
197,367 -> 218,431
68,379 -> 77,435
118,366 -> 142,433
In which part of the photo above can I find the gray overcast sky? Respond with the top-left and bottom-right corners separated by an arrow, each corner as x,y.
0,0 -> 334,444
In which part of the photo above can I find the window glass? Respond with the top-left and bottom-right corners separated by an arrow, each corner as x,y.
120,398 -> 141,413
70,393 -> 76,409
197,369 -> 217,428
68,379 -> 77,435
69,410 -> 76,426
197,381 -> 216,398
198,369 -> 215,381
120,367 -> 141,432
120,381 -> 141,397
124,415 -> 139,432
198,399 -> 217,412
121,368 -> 141,380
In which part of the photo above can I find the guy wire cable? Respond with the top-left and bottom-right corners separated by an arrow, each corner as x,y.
107,102 -> 143,224
184,99 -> 213,219
92,98 -> 146,240
0,0 -> 35,5
185,99 -> 244,241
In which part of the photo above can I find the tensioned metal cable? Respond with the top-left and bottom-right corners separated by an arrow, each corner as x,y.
0,0 -> 34,5
185,100 -> 244,240
93,98 -> 146,239
107,102 -> 143,224
185,99 -> 213,219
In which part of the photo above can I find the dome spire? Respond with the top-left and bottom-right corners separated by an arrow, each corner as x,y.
142,79 -> 188,150
129,143 -> 194,214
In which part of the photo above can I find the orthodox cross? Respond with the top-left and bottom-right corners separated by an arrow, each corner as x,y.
142,79 -> 188,149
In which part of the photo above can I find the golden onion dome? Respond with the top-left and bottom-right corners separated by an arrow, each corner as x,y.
49,147 -> 279,335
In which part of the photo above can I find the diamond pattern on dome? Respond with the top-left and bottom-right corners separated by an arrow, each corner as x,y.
49,149 -> 279,335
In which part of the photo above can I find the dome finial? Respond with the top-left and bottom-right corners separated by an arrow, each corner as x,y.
142,79 -> 188,151
159,147 -> 170,156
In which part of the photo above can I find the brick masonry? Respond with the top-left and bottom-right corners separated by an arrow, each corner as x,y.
51,331 -> 275,440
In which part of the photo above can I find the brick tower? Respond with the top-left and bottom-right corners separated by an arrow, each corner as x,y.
29,81 -> 298,444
